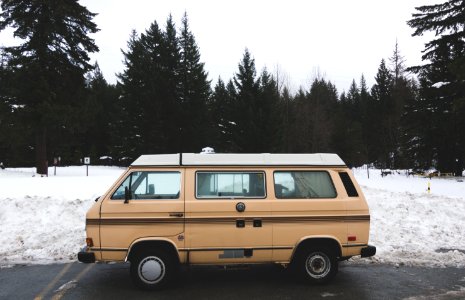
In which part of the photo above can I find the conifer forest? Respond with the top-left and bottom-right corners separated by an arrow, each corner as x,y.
0,0 -> 464,175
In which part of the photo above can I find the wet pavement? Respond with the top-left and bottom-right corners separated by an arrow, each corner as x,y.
1,262 -> 465,299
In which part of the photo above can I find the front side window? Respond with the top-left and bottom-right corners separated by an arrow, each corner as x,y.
196,172 -> 265,198
274,171 -> 336,199
111,171 -> 181,200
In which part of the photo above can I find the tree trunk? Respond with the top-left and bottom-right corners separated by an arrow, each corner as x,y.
36,127 -> 48,176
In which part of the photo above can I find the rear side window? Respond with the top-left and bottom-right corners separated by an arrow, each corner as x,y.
196,172 -> 265,198
339,172 -> 358,197
274,171 -> 336,199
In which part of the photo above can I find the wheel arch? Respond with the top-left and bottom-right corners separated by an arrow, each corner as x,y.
291,236 -> 342,263
126,237 -> 180,263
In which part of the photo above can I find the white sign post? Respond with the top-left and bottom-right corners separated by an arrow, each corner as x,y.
84,157 -> 90,176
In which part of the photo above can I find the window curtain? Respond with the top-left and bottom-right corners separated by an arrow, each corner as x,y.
291,172 -> 335,198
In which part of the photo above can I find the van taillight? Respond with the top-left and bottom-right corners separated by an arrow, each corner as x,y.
86,238 -> 94,247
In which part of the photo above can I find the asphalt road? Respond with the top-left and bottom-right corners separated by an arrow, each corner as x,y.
1,262 -> 465,300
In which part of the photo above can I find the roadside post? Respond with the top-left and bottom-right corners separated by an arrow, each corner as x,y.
84,157 -> 90,176
53,157 -> 57,176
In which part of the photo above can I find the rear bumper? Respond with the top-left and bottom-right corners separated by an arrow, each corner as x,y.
361,245 -> 376,258
78,246 -> 95,263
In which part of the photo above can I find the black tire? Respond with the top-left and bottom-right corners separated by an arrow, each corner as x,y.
130,249 -> 177,290
295,246 -> 338,284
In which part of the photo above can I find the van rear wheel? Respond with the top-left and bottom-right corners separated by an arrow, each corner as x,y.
296,246 -> 338,284
130,249 -> 176,290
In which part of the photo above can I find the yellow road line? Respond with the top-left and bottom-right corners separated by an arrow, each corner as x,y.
51,264 -> 94,300
33,263 -> 73,300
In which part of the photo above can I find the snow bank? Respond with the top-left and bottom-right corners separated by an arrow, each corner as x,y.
353,168 -> 465,267
0,166 -> 125,267
1,166 -> 464,267
0,196 -> 92,266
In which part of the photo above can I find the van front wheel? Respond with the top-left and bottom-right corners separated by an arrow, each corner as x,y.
297,247 -> 337,284
130,249 -> 176,290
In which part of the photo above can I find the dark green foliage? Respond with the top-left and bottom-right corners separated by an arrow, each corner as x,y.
230,50 -> 281,153
257,69 -> 280,152
291,78 -> 338,154
81,63 -> 121,164
277,86 -> 294,153
333,80 -> 365,167
232,49 -> 261,152
400,78 -> 434,169
1,4 -> 463,173
209,78 -> 237,152
370,59 -> 395,168
407,0 -> 465,173
116,14 -> 211,160
178,13 -> 211,152
117,25 -> 170,158
0,0 -> 99,172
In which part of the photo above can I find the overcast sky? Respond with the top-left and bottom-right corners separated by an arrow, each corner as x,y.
1,0 -> 438,93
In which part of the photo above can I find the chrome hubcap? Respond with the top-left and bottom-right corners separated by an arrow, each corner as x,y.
306,253 -> 330,279
138,256 -> 165,284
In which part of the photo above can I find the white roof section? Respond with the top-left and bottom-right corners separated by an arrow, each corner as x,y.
131,154 -> 180,166
131,153 -> 346,167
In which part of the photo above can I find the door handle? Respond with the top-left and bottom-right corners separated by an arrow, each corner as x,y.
169,212 -> 184,217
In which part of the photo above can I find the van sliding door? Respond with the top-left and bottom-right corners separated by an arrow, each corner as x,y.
184,168 -> 272,263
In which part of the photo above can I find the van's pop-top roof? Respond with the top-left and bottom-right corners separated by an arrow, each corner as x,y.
131,153 -> 346,167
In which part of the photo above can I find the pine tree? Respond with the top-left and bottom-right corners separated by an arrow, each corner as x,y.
231,50 -> 281,152
257,68 -> 280,152
347,79 -> 361,121
292,88 -> 310,152
388,42 -> 413,168
278,86 -> 293,153
371,59 -> 395,168
117,15 -> 212,157
178,13 -> 211,152
0,49 -> 35,166
232,49 -> 261,152
209,77 -> 237,152
118,29 -> 153,158
399,78 -> 433,169
311,79 -> 338,152
408,0 -> 465,174
336,79 -> 365,166
161,15 -> 182,153
0,50 -> 11,165
0,0 -> 99,174
359,74 -> 375,163
118,19 -> 179,157
82,63 -> 120,164
293,79 -> 338,154
390,40 -> 406,84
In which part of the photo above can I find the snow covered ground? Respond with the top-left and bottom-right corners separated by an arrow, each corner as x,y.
353,168 -> 465,267
0,166 -> 464,268
0,166 -> 125,267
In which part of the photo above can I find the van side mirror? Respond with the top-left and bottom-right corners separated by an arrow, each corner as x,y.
124,186 -> 130,204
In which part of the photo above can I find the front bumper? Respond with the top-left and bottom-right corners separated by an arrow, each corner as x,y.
361,245 -> 376,258
78,246 -> 95,263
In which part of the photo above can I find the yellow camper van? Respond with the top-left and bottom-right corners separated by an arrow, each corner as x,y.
78,153 -> 375,289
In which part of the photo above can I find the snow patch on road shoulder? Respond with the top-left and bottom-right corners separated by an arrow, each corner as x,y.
0,196 -> 93,265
